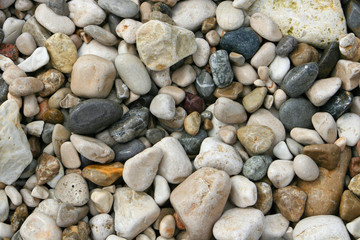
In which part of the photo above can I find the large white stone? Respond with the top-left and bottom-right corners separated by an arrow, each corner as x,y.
20,212 -> 62,240
337,113 -> 360,147
194,137 -> 243,176
0,100 -> 32,185
68,0 -> 106,27
293,215 -> 350,240
17,47 -> 50,72
3,17 -> 25,44
249,0 -> 347,49
114,187 -> 160,240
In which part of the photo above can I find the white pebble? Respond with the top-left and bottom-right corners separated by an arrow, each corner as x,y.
216,1 -> 244,31
0,190 -> 9,222
0,222 -> 13,239
154,175 -> 170,206
25,120 -> 44,137
312,112 -> 337,143
171,65 -> 196,88
290,128 -> 325,145
267,160 -> 294,188
150,94 -> 176,120
261,213 -> 289,240
5,185 -> 22,206
293,154 -> 319,181
230,175 -> 257,208
17,47 -> 50,73
269,56 -> 290,84
273,141 -> 293,160
31,185 -> 49,200
346,216 -> 360,239
90,213 -> 115,240
337,113 -> 360,146
159,215 -> 175,238
193,38 -> 210,67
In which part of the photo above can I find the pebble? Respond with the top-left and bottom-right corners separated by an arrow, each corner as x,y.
54,173 -> 89,206
213,208 -> 264,240
116,19 -> 143,44
192,38 -> 210,67
303,144 -> 340,170
20,188 -> 40,207
293,154 -> 319,181
45,33 -> 77,74
172,0 -> 216,31
273,141 -> 293,160
233,62 -> 258,85
179,129 -> 207,155
289,43 -> 319,66
5,186 -> 22,206
37,69 -> 65,97
290,127 -> 325,145
216,1 -> 244,31
205,30 -> 220,46
269,56 -> 291,84
346,0 -> 360,37
337,113 -> 360,146
23,95 -> 39,117
136,20 -> 197,71
20,212 -> 62,240
115,54 -> 151,95
267,160 -> 295,188
153,137 -> 192,184
90,214 -> 114,240
48,88 -> 71,109
213,82 -> 243,100
42,108 -> 64,124
339,190 -> 360,222
114,187 -> 160,239
293,215 -> 350,239
159,215 -> 175,238
220,27 -> 260,60
56,203 -> 89,227
3,17 -> 24,44
0,43 -> 19,61
150,94 -> 176,120
154,175 -> 170,206
84,26 -> 116,46
242,155 -> 272,181
306,77 -> 342,107
112,139 -> 146,162
214,97 -> 247,124
237,125 -> 274,156
170,167 -> 230,240
311,112 -> 337,143
36,153 -> 60,185
2,65 -> 26,85
78,40 -> 118,62
274,186 -> 307,222
276,35 -> 298,57
69,99 -> 123,135
253,182 -> 272,214
194,137 -> 243,175
346,216 -> 360,239
250,12 -> 282,42
333,59 -> 360,91
82,162 -> 123,187
22,16 -> 51,47
184,111 -> 201,136
11,204 -> 28,232
31,185 -> 49,199
242,87 -> 267,113
17,47 -> 50,72
9,77 -> 44,97
250,42 -> 276,69
51,123 -> 70,158
249,0 -> 346,48
320,89 -> 353,120
172,65 -> 196,88
35,4 -> 75,35
195,70 -> 215,99
230,175 -> 257,208
110,107 -> 149,143
98,0 -> 139,18
279,98 -> 317,130
0,190 -> 9,222
351,96 -> 360,115
0,100 -> 32,185
26,120 -> 44,138
68,0 -> 106,27
317,42 -> 340,79
350,156 -> 360,178
71,55 -> 116,98
46,0 -> 68,16
349,174 -> 360,197
158,86 -> 185,105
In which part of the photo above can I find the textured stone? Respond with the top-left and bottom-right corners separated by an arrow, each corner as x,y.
209,50 -> 234,88
0,100 -> 32,185
254,182 -> 273,214
179,129 -> 207,155
213,82 -> 243,100
11,204 -> 28,233
82,162 -> 123,186
320,89 -> 353,120
55,173 -> 89,206
36,153 -> 60,185
170,167 -> 231,240
289,43 -> 319,66
346,0 -> 360,38
22,16 -> 51,47
249,0 -> 347,48
45,33 -> 77,74
237,125 -> 274,156
20,212 -> 62,240
195,70 -> 215,99
349,174 -> 360,196
242,87 -> 267,113
242,155 -> 272,181
0,43 -> 19,61
333,59 -> 360,91
136,20 -> 197,71
37,69 -> 65,97
303,144 -> 341,170
42,108 -> 64,124
276,35 -> 298,57
337,113 -> 360,146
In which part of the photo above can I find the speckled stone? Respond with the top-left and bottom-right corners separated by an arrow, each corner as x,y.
109,107 -> 149,143
36,153 -> 60,185
279,98 -> 317,130
281,62 -> 319,98
0,43 -> 19,61
70,99 -> 123,135
209,50 -> 234,88
237,125 -> 275,156
54,173 -> 89,206
242,155 -> 272,181
276,35 -> 298,57
179,129 -> 207,155
320,89 -> 353,119
220,27 -> 260,60
318,42 -> 341,79
11,204 -> 28,233
195,70 -> 215,99
254,182 -> 273,214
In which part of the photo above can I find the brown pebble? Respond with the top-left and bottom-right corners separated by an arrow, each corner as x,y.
183,92 -> 205,114
303,144 -> 340,170
289,43 -> 319,66
254,182 -> 273,215
350,157 -> 360,177
42,108 -> 64,124
35,99 -> 49,120
37,69 -> 65,97
213,82 -> 243,100
0,43 -> 19,61
201,17 -> 216,34
184,111 -> 201,136
29,136 -> 41,158
203,118 -> 213,130
339,190 -> 360,222
62,221 -> 91,240
11,204 -> 28,232
76,29 -> 92,43
36,153 -> 60,185
66,169 -> 82,175
0,182 -> 5,189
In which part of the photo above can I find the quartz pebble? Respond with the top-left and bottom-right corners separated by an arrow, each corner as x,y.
230,175 -> 257,208
267,160 -> 295,188
216,1 -> 244,31
337,113 -> 360,146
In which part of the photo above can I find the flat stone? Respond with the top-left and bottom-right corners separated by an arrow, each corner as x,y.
69,99 -> 123,135
114,187 -> 160,239
213,208 -> 265,240
209,50 -> 234,88
237,125 -> 274,156
17,47 -> 50,72
22,16 -> 51,47
320,89 -> 353,120
0,100 -> 32,185
303,144 -> 341,170
71,55 -> 116,98
45,33 -> 77,74
68,0 -> 106,27
109,107 -> 149,143
98,0 -> 139,18
249,0 -> 347,48
297,147 -> 351,216
170,167 -> 231,240
281,62 -> 319,98
112,139 -> 146,162
82,162 -> 123,186
123,147 -> 163,191
136,20 -> 197,71
279,98 -> 317,130
220,27 -> 260,60
194,137 -> 243,175
84,25 -> 117,46
55,173 -> 89,206
20,212 -> 62,240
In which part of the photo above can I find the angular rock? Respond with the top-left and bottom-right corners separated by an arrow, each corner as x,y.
36,153 -> 60,185
303,144 -> 341,170
339,190 -> 360,222
274,186 -> 307,222
17,47 -> 50,72
82,162 -> 123,186
22,16 -> 51,47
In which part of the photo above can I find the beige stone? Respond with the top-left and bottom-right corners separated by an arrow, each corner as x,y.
332,59 -> 360,91
158,86 -> 185,105
52,124 -> 70,158
2,64 -> 26,85
9,77 -> 44,97
136,20 -> 197,71
214,97 -> 247,124
250,12 -> 282,42
306,77 -> 342,107
60,141 -> 81,169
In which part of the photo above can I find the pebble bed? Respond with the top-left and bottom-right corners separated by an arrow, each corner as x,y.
0,0 -> 360,239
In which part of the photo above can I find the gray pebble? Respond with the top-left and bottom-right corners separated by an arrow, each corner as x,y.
209,50 -> 234,88
275,35 -> 298,57
146,128 -> 166,145
84,25 -> 118,46
195,70 -> 216,99
98,0 -> 139,18
242,155 -> 272,181
42,123 -> 55,144
46,0 -> 69,16
112,139 -> 146,162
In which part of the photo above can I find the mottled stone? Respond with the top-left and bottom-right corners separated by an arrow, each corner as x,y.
179,129 -> 207,155
349,174 -> 360,196
112,139 -> 146,162
195,70 -> 215,99
136,20 -> 197,71
42,108 -> 64,124
82,162 -> 124,187
303,144 -> 340,170
70,99 -> 123,135
320,89 -> 353,119
36,153 -> 60,185
109,107 -> 149,143
242,87 -> 267,113
183,93 -> 205,114
220,27 -> 260,60
237,125 -> 274,156
289,43 -> 319,66
279,98 -> 317,130
274,186 -> 307,222
0,43 -> 19,61
213,82 -> 243,100
242,155 -> 272,181
9,77 -> 44,97
55,173 -> 89,206
254,182 -> 273,214
11,204 -> 28,233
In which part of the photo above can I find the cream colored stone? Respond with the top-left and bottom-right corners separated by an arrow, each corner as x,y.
171,65 -> 196,87
233,63 -> 258,85
250,12 -> 282,42
154,175 -> 170,206
17,47 -> 50,72
91,190 -> 113,214
158,86 -> 185,105
337,113 -> 360,147
2,64 -> 26,85
193,38 -> 210,67
333,59 -> 360,91
23,94 -> 40,117
267,160 -> 295,188
214,97 -> 247,124
290,128 -> 325,145
306,77 -> 342,106
116,19 -> 143,44
230,175 -> 257,208
52,124 -> 70,158
60,141 -> 81,169
136,20 -> 197,71
269,56 -> 291,84
216,1 -> 244,31
293,154 -> 319,181
250,42 -> 276,69
312,112 -> 337,143
20,212 -> 62,240
149,68 -> 172,88
78,40 -> 118,62
26,120 -> 44,137
68,0 -> 106,27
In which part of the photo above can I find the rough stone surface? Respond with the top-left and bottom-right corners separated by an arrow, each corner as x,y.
237,125 -> 274,156
209,50 -> 234,88
274,186 -> 307,222
54,173 -> 89,206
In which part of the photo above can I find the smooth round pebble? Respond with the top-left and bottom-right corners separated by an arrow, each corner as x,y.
267,160 -> 295,188
293,154 -> 319,181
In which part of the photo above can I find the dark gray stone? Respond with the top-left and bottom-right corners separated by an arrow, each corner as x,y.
128,95 -> 154,109
179,129 -> 207,155
276,35 -> 298,57
146,128 -> 166,145
112,139 -> 146,162
320,89 -> 353,119
281,62 -> 319,98
279,98 -> 317,130
195,70 -> 215,99
209,50 -> 234,88
69,99 -> 123,135
152,2 -> 172,16
0,29 -> 4,44
0,77 -> 8,104
220,27 -> 260,60
317,42 -> 340,79
109,107 -> 149,143
242,155 -> 272,181
108,14 -> 122,36
46,0 -> 69,16
200,110 -> 213,121
346,0 -> 360,37
41,123 -> 55,144
98,0 -> 139,18
61,108 -> 70,130
80,155 -> 93,168
20,159 -> 37,179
